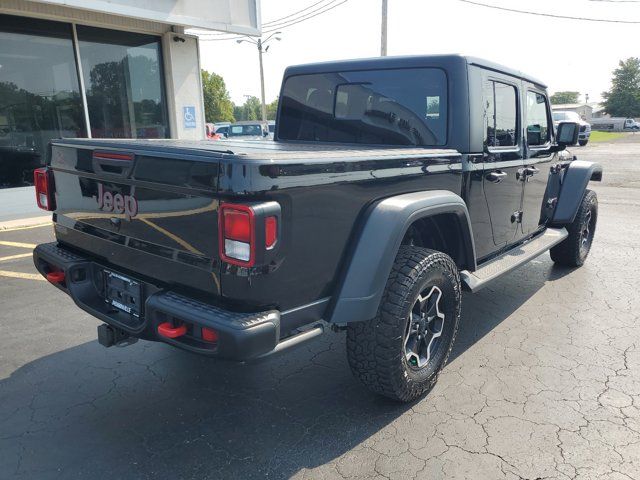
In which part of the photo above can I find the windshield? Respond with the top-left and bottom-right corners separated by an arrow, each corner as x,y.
229,124 -> 263,136
278,67 -> 448,146
552,111 -> 580,122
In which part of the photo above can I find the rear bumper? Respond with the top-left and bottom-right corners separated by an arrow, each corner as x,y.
33,242 -> 280,360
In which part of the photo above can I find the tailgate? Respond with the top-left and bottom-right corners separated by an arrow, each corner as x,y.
50,142 -> 223,297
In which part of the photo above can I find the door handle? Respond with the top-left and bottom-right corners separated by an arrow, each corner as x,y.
485,171 -> 507,183
524,166 -> 540,176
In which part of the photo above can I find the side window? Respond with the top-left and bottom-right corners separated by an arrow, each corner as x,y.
526,91 -> 550,146
483,80 -> 517,147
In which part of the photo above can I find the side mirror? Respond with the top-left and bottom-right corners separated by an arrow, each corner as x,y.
555,122 -> 579,150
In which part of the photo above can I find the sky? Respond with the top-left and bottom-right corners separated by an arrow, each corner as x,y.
198,0 -> 640,106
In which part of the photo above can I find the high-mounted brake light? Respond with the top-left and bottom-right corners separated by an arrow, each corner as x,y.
219,203 -> 255,266
93,151 -> 134,161
34,167 -> 55,211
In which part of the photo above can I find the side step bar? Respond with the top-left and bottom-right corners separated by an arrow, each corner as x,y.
255,324 -> 325,359
461,228 -> 568,293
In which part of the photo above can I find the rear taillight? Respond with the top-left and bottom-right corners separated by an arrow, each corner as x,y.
219,204 -> 255,266
34,167 -> 55,211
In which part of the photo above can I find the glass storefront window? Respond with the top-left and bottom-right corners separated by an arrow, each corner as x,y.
77,26 -> 168,139
0,15 -> 86,187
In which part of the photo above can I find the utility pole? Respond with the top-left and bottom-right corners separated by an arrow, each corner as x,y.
257,39 -> 267,123
237,32 -> 282,124
381,0 -> 388,56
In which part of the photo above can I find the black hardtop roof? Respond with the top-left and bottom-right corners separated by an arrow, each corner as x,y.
283,54 -> 547,89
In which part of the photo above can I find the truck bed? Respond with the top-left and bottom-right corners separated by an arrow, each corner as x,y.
56,137 -> 457,162
49,137 -> 463,328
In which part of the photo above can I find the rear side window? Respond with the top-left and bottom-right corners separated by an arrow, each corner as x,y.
526,91 -> 550,146
278,68 -> 447,146
483,80 -> 518,148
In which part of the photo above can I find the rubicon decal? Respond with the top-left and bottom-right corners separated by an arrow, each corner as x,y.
93,183 -> 138,220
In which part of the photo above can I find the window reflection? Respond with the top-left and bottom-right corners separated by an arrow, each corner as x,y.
0,15 -> 85,187
484,80 -> 517,148
526,91 -> 550,146
279,68 -> 447,146
77,26 -> 167,139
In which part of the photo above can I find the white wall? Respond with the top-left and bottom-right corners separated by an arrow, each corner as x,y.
162,33 -> 205,141
25,0 -> 260,35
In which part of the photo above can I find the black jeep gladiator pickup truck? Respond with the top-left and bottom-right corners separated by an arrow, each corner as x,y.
33,55 -> 602,402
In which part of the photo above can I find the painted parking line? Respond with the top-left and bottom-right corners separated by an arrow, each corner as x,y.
0,253 -> 33,262
0,241 -> 37,249
0,222 -> 51,233
0,270 -> 44,281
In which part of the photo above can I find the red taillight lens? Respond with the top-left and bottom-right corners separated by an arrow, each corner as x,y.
219,204 -> 255,266
202,327 -> 219,342
224,209 -> 251,242
265,216 -> 277,249
34,167 -> 55,211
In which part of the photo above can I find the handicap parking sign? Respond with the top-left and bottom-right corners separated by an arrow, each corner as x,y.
183,106 -> 196,129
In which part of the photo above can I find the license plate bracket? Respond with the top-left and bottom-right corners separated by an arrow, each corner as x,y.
104,270 -> 142,318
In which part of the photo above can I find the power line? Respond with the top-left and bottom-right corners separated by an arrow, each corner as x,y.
199,0 -> 338,37
262,0 -> 336,26
263,0 -> 349,33
199,0 -> 350,41
261,0 -> 341,30
456,0 -> 640,23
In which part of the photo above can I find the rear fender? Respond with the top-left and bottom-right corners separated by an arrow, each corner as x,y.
552,160 -> 602,225
327,190 -> 475,325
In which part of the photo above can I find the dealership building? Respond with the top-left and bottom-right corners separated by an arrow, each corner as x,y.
0,0 -> 259,188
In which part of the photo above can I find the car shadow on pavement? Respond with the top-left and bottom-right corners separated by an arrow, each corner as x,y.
0,258 -> 574,479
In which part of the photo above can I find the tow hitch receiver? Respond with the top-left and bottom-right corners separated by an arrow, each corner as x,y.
97,323 -> 138,348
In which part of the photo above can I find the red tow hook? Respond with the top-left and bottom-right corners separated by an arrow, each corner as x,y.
158,322 -> 187,339
46,271 -> 66,284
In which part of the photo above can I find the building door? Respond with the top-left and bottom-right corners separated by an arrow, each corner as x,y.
481,79 -> 525,252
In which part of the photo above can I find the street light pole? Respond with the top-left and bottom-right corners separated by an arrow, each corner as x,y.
381,0 -> 388,56
237,32 -> 281,124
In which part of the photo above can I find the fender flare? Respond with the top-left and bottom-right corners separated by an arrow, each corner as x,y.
552,160 -> 602,226
327,190 -> 476,325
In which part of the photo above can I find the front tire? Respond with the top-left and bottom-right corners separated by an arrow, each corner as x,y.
550,189 -> 598,267
346,247 -> 461,402
579,140 -> 588,146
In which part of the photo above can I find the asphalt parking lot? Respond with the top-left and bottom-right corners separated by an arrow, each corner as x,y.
1,136 -> 640,479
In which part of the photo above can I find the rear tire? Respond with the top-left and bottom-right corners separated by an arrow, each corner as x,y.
550,189 -> 598,267
346,247 -> 461,402
579,140 -> 588,146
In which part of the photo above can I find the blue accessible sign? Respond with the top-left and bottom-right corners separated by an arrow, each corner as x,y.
183,106 -> 196,129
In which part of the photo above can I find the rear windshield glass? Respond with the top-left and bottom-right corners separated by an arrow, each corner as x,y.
230,124 -> 263,136
278,68 -> 447,146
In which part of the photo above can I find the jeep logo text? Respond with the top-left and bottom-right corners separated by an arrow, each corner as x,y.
93,183 -> 138,220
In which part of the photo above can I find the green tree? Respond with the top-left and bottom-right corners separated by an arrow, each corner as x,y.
602,58 -> 640,117
201,70 -> 235,123
233,96 -> 261,121
266,97 -> 279,120
550,91 -> 580,105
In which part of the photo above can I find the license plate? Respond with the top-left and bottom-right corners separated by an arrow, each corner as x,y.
104,270 -> 142,317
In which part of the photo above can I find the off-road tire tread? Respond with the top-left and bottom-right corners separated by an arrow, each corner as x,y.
346,247 -> 461,402
550,189 -> 597,267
